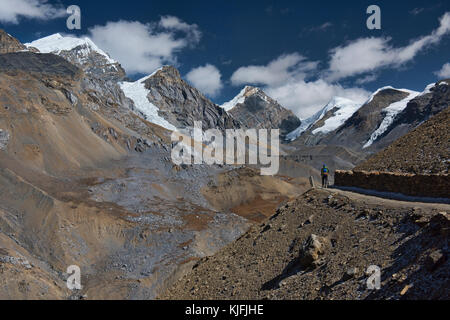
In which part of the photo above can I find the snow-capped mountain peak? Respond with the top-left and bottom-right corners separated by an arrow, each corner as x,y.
26,33 -> 116,64
220,86 -> 266,112
364,86 -> 420,105
221,86 -> 301,138
25,33 -> 126,82
365,86 -> 396,104
311,97 -> 362,135
286,96 -> 361,141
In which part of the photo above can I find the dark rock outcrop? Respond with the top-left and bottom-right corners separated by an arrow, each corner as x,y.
226,86 -> 301,138
298,234 -> 330,269
143,66 -> 240,130
55,43 -> 126,82
0,52 -> 81,78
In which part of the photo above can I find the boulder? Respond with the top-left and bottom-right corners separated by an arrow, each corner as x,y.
299,234 -> 330,269
425,249 -> 446,272
429,212 -> 449,236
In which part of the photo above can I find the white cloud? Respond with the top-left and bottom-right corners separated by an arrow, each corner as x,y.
264,79 -> 369,119
327,12 -> 450,80
435,62 -> 450,78
0,0 -> 65,24
355,74 -> 378,85
229,13 -> 450,119
88,17 -> 201,75
231,53 -> 318,87
230,53 -> 369,119
186,64 -> 223,97
159,15 -> 201,43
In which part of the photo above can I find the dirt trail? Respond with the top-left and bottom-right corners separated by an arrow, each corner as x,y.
326,187 -> 450,211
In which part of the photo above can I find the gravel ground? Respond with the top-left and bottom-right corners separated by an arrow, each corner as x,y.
161,188 -> 449,300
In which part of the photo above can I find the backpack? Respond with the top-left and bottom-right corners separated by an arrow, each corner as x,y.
322,167 -> 329,176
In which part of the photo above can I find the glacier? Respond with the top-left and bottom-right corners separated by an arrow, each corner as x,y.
119,72 -> 177,132
286,96 -> 361,141
363,89 -> 420,149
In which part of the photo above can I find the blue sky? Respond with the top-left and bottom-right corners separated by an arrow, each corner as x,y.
1,0 -> 449,118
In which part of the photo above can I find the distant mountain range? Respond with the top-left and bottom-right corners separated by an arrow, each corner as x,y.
20,32 -> 449,154
287,83 -> 449,153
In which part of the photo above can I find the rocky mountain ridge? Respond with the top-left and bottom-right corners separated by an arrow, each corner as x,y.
0,30 -> 28,54
26,33 -> 126,82
288,83 -> 448,153
142,66 -> 240,130
222,86 -> 301,138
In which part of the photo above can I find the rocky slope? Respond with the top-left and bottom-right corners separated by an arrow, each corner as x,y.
0,33 -> 305,300
161,189 -> 450,300
221,86 -> 301,138
356,106 -> 450,175
0,29 -> 27,54
140,66 -> 240,130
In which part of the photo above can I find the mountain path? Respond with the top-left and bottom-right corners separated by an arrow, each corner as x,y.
324,187 -> 450,211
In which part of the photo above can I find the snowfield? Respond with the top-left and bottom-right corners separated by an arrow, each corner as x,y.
220,86 -> 265,112
286,96 -> 361,141
220,87 -> 247,112
120,72 -> 177,132
419,83 -> 437,97
363,89 -> 420,149
25,33 -> 116,64
312,97 -> 361,135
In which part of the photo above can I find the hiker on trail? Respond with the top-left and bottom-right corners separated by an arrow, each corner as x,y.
321,164 -> 329,188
